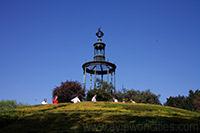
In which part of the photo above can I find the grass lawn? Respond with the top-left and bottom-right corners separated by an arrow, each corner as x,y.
0,102 -> 200,132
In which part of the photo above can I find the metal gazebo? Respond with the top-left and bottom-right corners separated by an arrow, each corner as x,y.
82,28 -> 117,91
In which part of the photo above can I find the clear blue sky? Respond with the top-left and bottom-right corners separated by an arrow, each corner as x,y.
0,0 -> 200,104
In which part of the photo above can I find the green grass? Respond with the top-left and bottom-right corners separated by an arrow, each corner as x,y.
0,102 -> 200,132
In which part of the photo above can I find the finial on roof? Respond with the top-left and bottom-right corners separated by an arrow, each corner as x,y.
96,28 -> 104,39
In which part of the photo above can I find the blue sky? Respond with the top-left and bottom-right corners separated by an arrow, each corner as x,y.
0,0 -> 200,104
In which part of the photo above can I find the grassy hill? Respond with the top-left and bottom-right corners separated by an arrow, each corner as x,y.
0,102 -> 200,132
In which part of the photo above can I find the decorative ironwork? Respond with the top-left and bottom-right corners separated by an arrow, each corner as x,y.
96,28 -> 104,38
82,29 -> 117,91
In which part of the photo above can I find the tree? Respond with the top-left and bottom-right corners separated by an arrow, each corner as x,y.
114,90 -> 125,102
189,89 -> 200,111
165,89 -> 200,111
123,89 -> 140,102
164,95 -> 191,110
86,79 -> 114,101
140,90 -> 161,104
122,89 -> 161,104
52,81 -> 85,103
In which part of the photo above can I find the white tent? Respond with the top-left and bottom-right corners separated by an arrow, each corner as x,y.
71,96 -> 81,103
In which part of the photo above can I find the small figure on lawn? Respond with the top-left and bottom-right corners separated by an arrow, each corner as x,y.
41,98 -> 48,105
113,98 -> 118,103
71,96 -> 81,103
122,100 -> 125,103
91,95 -> 97,102
52,95 -> 58,104
130,99 -> 136,103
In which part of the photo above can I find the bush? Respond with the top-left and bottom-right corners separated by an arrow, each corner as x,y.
120,89 -> 161,104
86,80 -> 161,104
139,90 -> 161,104
114,90 -> 124,102
189,89 -> 200,111
87,79 -> 114,101
0,100 -> 17,110
52,81 -> 85,103
165,89 -> 200,111
164,95 -> 191,110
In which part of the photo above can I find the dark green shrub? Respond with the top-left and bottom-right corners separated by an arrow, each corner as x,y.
53,81 -> 85,103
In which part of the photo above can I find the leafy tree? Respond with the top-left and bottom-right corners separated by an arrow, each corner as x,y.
140,90 -> 161,104
165,95 -> 191,110
114,90 -> 125,101
52,81 -> 85,103
88,84 -> 161,104
87,79 -> 114,101
189,89 -> 200,111
122,89 -> 140,102
164,89 -> 200,111
122,89 -> 161,104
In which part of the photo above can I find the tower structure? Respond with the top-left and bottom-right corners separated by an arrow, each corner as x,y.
82,28 -> 116,91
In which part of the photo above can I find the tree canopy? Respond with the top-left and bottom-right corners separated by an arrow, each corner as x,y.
87,79 -> 114,101
52,81 -> 85,103
86,79 -> 161,104
165,89 -> 200,111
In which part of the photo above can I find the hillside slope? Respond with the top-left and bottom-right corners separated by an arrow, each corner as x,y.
0,102 -> 200,132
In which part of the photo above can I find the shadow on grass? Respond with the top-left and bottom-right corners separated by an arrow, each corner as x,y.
0,112 -> 102,133
0,112 -> 199,132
